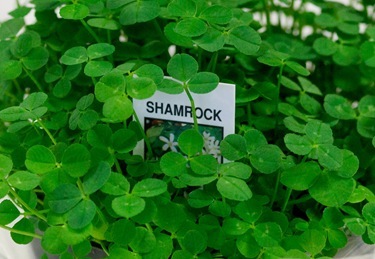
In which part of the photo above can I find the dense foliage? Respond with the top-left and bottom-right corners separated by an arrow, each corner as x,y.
0,0 -> 375,258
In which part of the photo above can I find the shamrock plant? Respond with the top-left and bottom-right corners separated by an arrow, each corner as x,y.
1,0 -> 375,258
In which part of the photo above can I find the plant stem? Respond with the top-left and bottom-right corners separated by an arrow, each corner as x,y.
281,188 -> 292,212
133,111 -> 154,159
273,64 -> 285,137
80,19 -> 101,43
37,120 -> 57,145
0,224 -> 42,239
8,187 -> 47,222
288,194 -> 312,205
23,66 -> 43,92
262,0 -> 271,32
114,157 -> 123,174
207,52 -> 218,73
184,85 -> 199,132
270,170 -> 281,208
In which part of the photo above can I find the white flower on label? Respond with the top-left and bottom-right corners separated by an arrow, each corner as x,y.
202,131 -> 221,160
203,131 -> 215,144
208,139 -> 221,158
159,133 -> 178,152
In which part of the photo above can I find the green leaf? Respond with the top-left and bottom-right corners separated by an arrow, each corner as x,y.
109,219 -> 136,246
250,145 -> 284,174
54,78 -> 71,98
84,61 -> 113,77
158,78 -> 184,94
21,92 -> 48,111
82,161 -> 111,195
95,71 -> 125,102
10,33 -> 33,58
11,218 -> 34,244
167,0 -> 196,17
135,64 -> 164,85
41,226 -> 68,254
335,149 -> 359,178
111,128 -> 137,153
59,4 -> 90,20
132,178 -> 167,197
309,172 -> 355,207
160,152 -> 187,177
360,42 -> 375,67
174,17 -> 207,37
200,5 -> 232,24
222,218 -> 249,235
300,93 -> 321,115
193,27 -> 225,52
280,76 -> 301,91
101,172 -> 130,195
0,199 -> 20,225
127,77 -> 157,99
243,129 -> 267,154
179,230 -> 207,255
313,37 -> 337,56
7,171 -> 40,191
143,232 -> 173,259
0,60 -> 22,81
67,200 -> 96,229
188,189 -> 214,208
234,199 -> 263,223
87,43 -> 115,59
324,94 -> 356,120
187,72 -> 219,94
236,231 -> 261,258
119,0 -> 160,25
0,18 -> 24,40
299,229 -> 326,256
314,13 -> 338,28
60,46 -> 88,65
344,218 -> 366,235
87,18 -> 121,30
25,145 -> 56,174
62,144 -> 91,178
228,26 -> 261,55
357,116 -> 375,138
220,134 -> 247,161
317,144 -> 343,170
219,162 -> 252,179
217,176 -> 252,201
48,183 -> 82,214
285,61 -> 310,76
333,45 -> 359,66
44,64 -> 63,83
209,200 -> 231,217
190,155 -> 218,175
102,95 -> 133,122
305,120 -> 333,144
0,154 -> 13,178
0,107 -> 27,122
167,54 -> 198,82
358,95 -> 375,118
257,52 -> 284,67
254,222 -> 282,247
327,229 -> 347,248
164,22 -> 194,48
22,47 -> 49,70
153,202 -> 186,233
112,194 -> 145,218
283,117 -> 305,134
179,171 -> 217,186
77,110 -> 98,130
363,202 -> 375,225
178,129 -> 204,156
129,227 -> 157,253
281,161 -> 321,190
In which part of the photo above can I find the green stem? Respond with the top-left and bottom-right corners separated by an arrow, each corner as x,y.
273,64 -> 285,136
262,0 -> 271,31
207,52 -> 218,73
8,187 -> 47,222
288,194 -> 312,205
270,170 -> 281,208
23,66 -> 43,92
133,111 -> 154,159
37,120 -> 57,145
184,85 -> 199,132
246,103 -> 252,126
0,224 -> 42,239
114,157 -> 123,174
80,19 -> 101,43
281,188 -> 292,212
92,239 -> 109,256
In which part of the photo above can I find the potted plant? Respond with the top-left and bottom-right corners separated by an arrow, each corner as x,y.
1,0 -> 375,258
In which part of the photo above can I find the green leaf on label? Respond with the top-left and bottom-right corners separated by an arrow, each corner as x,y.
250,145 -> 284,174
48,183 -> 82,214
59,4 -> 90,20
217,176 -> 252,201
167,54 -> 198,82
220,134 -> 247,161
82,161 -> 111,195
95,71 -> 125,102
87,43 -> 115,59
188,72 -> 219,94
324,94 -> 356,120
102,95 -> 133,122
127,77 -> 157,99
160,152 -> 187,177
112,194 -> 145,218
22,46 -> 49,71
309,172 -> 355,207
0,199 -> 20,225
228,26 -> 261,55
178,129 -> 204,156
254,222 -> 282,247
62,144 -> 91,178
219,162 -> 251,179
132,178 -> 167,197
84,61 -> 113,77
179,230 -> 207,255
101,172 -> 130,195
281,161 -> 321,190
0,154 -> 13,178
190,155 -> 218,175
25,145 -> 56,174
60,46 -> 88,65
67,199 -> 96,229
119,0 -> 160,25
7,171 -> 40,191
174,17 -> 207,37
